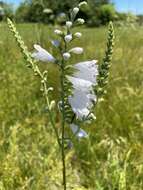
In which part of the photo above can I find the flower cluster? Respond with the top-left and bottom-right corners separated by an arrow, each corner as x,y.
31,1 -> 99,139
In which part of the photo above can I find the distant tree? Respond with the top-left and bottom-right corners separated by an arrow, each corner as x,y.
137,15 -> 143,26
0,1 -> 14,21
15,1 -> 31,22
98,4 -> 116,25
15,0 -> 116,26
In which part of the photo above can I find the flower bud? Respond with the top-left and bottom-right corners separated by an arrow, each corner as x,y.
54,29 -> 63,35
66,21 -> 73,28
51,40 -> 60,47
89,113 -> 96,120
49,100 -> 56,110
63,52 -> 71,60
43,8 -> 53,14
69,47 -> 83,54
77,18 -> 85,24
64,34 -> 72,43
48,87 -> 54,92
79,1 -> 88,7
73,7 -> 79,15
74,32 -> 82,38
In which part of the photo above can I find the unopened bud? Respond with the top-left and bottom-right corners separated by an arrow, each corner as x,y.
66,21 -> 73,28
74,32 -> 82,38
54,29 -> 63,35
79,1 -> 87,7
69,47 -> 83,54
73,7 -> 79,15
63,52 -> 71,60
49,100 -> 56,110
77,18 -> 85,24
64,34 -> 72,43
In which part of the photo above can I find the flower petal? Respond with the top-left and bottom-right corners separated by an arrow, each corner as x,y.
74,60 -> 98,84
32,44 -> 56,63
70,124 -> 88,138
67,76 -> 92,91
68,88 -> 96,119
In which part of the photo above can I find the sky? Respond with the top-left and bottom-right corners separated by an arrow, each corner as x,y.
3,0 -> 143,15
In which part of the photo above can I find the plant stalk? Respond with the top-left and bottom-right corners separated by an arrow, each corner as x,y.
60,59 -> 67,190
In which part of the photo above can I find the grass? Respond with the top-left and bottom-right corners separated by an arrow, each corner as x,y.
0,22 -> 143,189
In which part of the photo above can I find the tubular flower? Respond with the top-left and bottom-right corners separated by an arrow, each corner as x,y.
70,124 -> 88,138
67,60 -> 98,120
32,44 -> 56,63
69,47 -> 83,54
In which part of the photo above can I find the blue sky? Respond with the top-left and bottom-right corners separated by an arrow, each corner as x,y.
3,0 -> 143,15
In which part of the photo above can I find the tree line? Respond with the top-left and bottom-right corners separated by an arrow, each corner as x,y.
0,0 -> 142,26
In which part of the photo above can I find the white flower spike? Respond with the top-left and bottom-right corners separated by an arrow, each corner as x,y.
32,44 -> 56,63
70,124 -> 88,138
69,47 -> 83,54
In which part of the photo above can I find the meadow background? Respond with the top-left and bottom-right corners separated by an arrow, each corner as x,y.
0,0 -> 143,190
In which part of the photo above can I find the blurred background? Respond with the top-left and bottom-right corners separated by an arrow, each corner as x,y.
0,0 -> 143,26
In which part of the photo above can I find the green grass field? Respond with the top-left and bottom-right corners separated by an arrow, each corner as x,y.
0,23 -> 143,189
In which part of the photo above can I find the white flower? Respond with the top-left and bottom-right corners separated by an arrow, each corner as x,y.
66,21 -> 73,28
68,88 -> 96,119
69,47 -> 83,54
73,7 -> 79,15
51,40 -> 60,48
74,32 -> 82,38
32,44 -> 56,63
63,52 -> 71,60
64,34 -> 72,43
77,18 -> 85,24
67,76 -> 96,119
67,60 -> 98,120
79,1 -> 88,7
74,60 -> 98,84
54,29 -> 63,35
70,124 -> 88,138
67,76 -> 93,91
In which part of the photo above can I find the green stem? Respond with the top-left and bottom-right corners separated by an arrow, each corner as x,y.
43,81 -> 61,148
60,61 -> 67,190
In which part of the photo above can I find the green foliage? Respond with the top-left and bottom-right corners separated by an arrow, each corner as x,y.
86,2 -> 117,26
99,4 -> 116,25
15,0 -> 115,26
0,23 -> 143,189
0,1 -> 14,21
